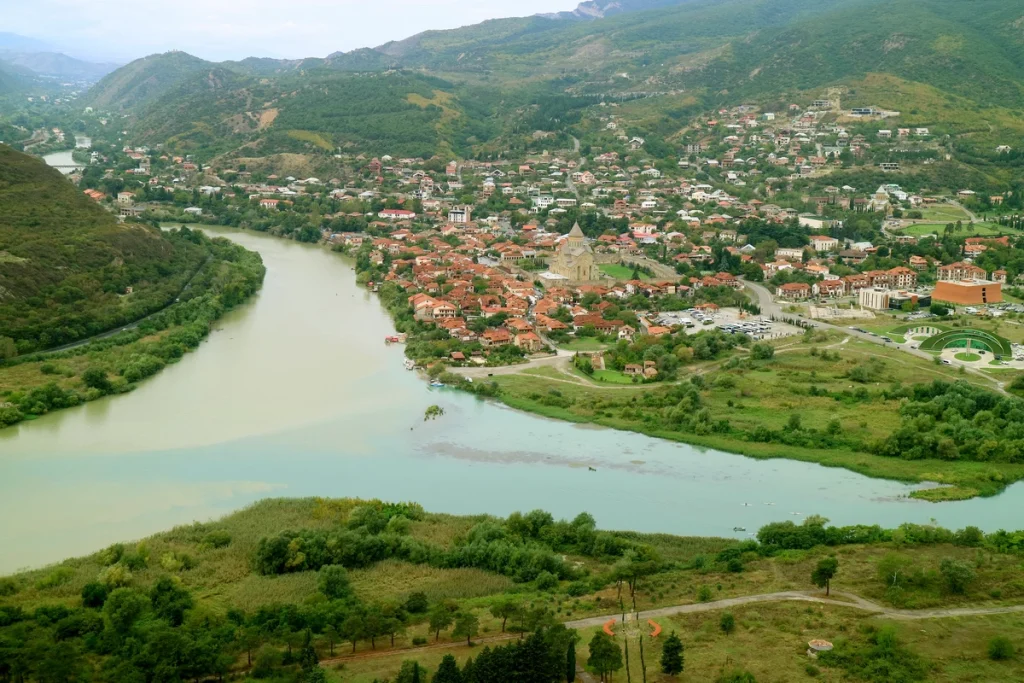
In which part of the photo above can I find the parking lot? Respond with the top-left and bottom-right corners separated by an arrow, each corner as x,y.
654,308 -> 802,341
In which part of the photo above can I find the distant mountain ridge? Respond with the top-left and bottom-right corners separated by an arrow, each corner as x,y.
0,50 -> 119,81
82,0 -> 1024,162
539,0 -> 694,20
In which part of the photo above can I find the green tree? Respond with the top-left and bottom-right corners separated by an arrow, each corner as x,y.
395,660 -> 428,683
82,367 -> 112,393
103,588 -> 149,635
567,637 -> 577,682
299,630 -> 319,672
811,556 -> 839,596
429,604 -> 454,641
0,336 -> 16,360
452,611 -> 480,646
489,599 -> 521,632
720,612 -> 736,635
661,632 -> 684,675
433,654 -> 463,683
750,343 -> 775,360
940,558 -> 976,595
317,564 -> 352,599
587,631 -> 623,682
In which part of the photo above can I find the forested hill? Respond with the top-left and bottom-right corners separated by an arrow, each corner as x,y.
82,0 -> 1024,160
82,51 -> 216,111
0,146 -> 209,353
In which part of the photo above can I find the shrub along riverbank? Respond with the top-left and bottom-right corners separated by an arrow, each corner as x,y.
0,227 -> 265,428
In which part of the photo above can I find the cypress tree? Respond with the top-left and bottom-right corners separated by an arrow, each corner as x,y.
660,632 -> 684,676
566,639 -> 576,682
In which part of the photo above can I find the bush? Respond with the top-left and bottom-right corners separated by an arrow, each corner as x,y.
535,570 -> 559,591
940,558 -> 976,595
81,582 -> 109,608
201,531 -> 232,549
697,585 -> 713,602
412,636 -> 428,646
989,636 -> 1015,661
720,612 -> 736,635
317,565 -> 352,600
405,591 -> 429,614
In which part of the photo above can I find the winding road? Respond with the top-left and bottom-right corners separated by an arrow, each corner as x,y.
313,588 -> 1024,668
564,589 -> 1024,628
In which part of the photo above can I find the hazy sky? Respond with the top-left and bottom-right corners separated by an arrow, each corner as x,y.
5,0 -> 583,63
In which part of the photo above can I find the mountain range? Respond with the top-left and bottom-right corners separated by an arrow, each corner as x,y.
76,0 -> 1024,162
0,33 -> 119,86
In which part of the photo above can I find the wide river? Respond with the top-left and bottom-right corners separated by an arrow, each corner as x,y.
2,228 -> 1023,574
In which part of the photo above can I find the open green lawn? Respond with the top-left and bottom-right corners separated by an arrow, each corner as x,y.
591,368 -> 638,384
955,352 -> 981,362
902,222 -> 1023,237
599,263 -> 649,281
557,337 -> 611,352
919,205 -> 971,222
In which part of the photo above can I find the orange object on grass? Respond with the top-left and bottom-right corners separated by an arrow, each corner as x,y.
603,619 -> 616,636
649,620 -> 662,637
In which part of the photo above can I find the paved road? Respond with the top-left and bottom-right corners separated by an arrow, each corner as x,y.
18,256 -> 212,359
450,351 -> 573,379
565,589 -> 1024,629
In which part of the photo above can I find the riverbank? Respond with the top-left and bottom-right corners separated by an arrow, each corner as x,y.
0,229 -> 265,429
343,239 -> 1024,501
3,498 -> 1024,682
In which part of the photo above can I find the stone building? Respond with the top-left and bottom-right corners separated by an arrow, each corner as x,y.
550,223 -> 598,281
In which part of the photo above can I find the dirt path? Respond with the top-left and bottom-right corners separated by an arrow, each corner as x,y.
310,589 -> 1024,670
564,590 -> 1024,629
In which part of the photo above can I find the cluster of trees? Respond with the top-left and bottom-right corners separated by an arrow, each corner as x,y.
873,380 -> 1024,463
254,508 -> 644,585
756,516 -> 1024,555
381,626 -> 580,683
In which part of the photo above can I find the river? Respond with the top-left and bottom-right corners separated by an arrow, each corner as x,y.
42,149 -> 83,175
2,227 -> 1023,574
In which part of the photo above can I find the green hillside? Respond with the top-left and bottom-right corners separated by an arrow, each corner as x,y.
83,0 -> 1024,159
0,146 -> 208,353
126,68 -> 494,159
82,51 -> 216,111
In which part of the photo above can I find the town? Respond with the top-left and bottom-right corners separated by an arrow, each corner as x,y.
46,93 -> 1024,381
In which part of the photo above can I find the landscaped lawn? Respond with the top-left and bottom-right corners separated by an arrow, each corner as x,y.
919,205 -> 970,222
591,369 -> 638,384
598,263 -> 648,281
902,222 -> 1022,237
558,337 -> 611,352
955,352 -> 981,362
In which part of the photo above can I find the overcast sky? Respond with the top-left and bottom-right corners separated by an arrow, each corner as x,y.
4,0 -> 583,63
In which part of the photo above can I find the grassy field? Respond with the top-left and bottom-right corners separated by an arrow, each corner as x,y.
591,368 -> 638,384
919,205 -> 971,222
483,334 -> 1024,500
5,498 -> 1024,683
558,337 -> 611,352
901,222 -> 1021,237
599,263 -> 649,281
